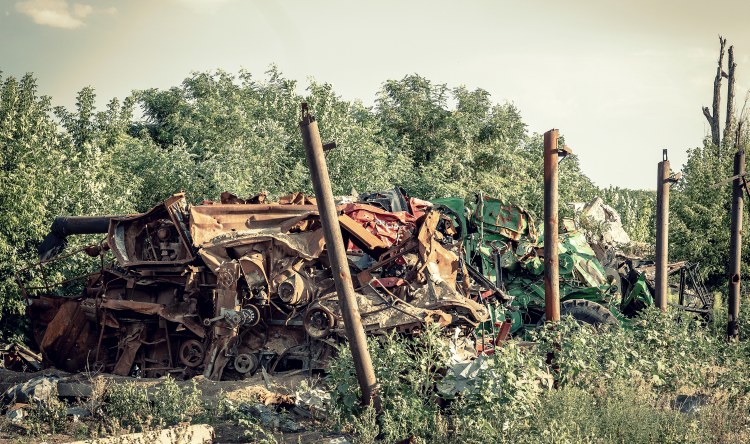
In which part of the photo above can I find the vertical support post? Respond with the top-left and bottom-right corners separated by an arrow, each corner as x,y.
728,149 -> 745,340
655,149 -> 671,312
544,129 -> 560,322
299,104 -> 381,410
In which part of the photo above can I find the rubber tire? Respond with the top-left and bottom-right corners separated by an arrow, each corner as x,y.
539,299 -> 618,327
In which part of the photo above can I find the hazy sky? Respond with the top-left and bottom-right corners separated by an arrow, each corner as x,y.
2,0 -> 749,190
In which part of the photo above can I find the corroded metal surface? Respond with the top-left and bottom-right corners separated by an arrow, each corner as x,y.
20,189 -> 492,380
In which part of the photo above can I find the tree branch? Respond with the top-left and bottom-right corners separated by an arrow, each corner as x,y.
703,106 -> 713,122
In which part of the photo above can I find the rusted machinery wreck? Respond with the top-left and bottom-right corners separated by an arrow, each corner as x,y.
18,192 -> 494,380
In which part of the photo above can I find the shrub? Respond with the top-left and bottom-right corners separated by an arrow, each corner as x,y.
25,386 -> 68,436
103,376 -> 204,432
326,307 -> 750,443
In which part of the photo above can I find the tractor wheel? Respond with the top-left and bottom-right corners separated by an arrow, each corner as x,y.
538,299 -> 619,327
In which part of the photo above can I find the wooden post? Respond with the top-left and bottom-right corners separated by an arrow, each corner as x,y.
655,150 -> 671,312
544,129 -> 560,322
728,149 -> 745,340
299,103 -> 381,410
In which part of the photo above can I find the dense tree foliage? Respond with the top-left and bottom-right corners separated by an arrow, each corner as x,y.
670,141 -> 750,288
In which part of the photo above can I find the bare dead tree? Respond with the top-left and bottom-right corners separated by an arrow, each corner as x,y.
703,35 -> 727,152
737,90 -> 750,149
724,45 -> 737,146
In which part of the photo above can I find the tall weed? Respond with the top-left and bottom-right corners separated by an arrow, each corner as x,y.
327,307 -> 750,443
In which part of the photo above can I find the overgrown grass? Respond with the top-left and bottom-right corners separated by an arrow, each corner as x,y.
16,306 -> 750,443
326,307 -> 750,443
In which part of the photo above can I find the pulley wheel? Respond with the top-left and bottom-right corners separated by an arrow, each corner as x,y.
304,306 -> 334,339
234,353 -> 258,374
243,305 -> 261,327
178,339 -> 205,368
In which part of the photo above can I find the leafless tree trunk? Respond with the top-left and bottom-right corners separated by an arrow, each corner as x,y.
703,35 -> 727,152
724,45 -> 737,146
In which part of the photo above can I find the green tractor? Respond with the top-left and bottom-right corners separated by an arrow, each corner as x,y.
433,193 -> 710,336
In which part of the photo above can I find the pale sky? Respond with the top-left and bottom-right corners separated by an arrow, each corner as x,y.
2,0 -> 749,190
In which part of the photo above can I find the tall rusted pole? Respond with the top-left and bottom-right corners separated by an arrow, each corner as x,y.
655,149 -> 671,312
544,129 -> 560,322
299,104 -> 381,410
728,149 -> 745,340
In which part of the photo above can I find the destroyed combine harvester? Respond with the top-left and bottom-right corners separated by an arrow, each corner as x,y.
17,189 -> 712,380
17,192 -> 492,380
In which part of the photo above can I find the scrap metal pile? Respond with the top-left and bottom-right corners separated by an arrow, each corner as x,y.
435,193 -> 713,334
17,188 -> 712,381
18,190 -> 494,380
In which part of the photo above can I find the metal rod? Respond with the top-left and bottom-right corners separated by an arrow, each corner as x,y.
299,103 -> 381,411
544,129 -> 560,322
655,149 -> 670,312
678,268 -> 686,306
728,149 -> 745,340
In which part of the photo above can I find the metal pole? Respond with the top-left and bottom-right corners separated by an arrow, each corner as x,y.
655,149 -> 670,312
728,149 -> 745,340
544,129 -> 560,322
299,104 -> 381,410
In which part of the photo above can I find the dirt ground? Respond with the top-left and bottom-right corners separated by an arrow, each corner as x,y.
0,368 -> 347,444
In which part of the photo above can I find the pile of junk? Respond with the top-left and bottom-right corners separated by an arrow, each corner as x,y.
15,188 -> 712,380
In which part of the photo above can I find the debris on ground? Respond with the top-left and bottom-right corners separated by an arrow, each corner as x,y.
294,382 -> 330,418
239,402 -> 304,433
1,343 -> 42,372
672,394 -> 709,415
1,375 -> 58,405
0,367 -> 335,443
5,404 -> 26,424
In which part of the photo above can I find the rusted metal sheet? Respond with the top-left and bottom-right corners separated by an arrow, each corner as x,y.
341,203 -> 417,249
190,203 -> 319,246
38,301 -> 97,373
338,213 -> 388,251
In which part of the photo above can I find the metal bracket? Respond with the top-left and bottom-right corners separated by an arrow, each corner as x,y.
666,172 -> 683,184
557,145 -> 573,164
711,172 -> 750,189
742,177 -> 750,201
300,103 -> 314,122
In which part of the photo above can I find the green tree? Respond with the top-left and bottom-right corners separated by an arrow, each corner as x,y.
0,73 -> 66,339
671,142 -> 747,288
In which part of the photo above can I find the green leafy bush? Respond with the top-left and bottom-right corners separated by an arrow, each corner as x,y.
103,376 -> 203,433
327,309 -> 750,443
327,326 -> 452,442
